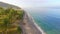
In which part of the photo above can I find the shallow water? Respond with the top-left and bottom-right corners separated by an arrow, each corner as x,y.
23,7 -> 60,34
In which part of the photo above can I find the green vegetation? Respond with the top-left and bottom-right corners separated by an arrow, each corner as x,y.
0,7 -> 24,34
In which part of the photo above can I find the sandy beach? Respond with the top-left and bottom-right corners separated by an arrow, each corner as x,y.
20,11 -> 46,34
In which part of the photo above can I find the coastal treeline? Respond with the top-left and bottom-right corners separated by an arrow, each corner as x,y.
0,7 -> 24,34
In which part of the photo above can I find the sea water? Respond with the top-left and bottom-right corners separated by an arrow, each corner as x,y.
23,7 -> 60,34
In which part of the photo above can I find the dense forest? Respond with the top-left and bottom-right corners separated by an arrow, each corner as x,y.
0,7 -> 24,34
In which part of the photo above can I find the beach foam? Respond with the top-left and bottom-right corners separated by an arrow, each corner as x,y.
25,11 -> 46,34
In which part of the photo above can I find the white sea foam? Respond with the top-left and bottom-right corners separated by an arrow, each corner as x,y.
25,11 -> 46,34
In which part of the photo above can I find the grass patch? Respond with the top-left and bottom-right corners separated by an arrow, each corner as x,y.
0,7 -> 23,34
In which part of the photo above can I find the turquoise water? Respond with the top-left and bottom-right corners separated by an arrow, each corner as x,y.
24,8 -> 60,34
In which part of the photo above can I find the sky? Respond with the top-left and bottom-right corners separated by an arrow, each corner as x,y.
0,0 -> 60,8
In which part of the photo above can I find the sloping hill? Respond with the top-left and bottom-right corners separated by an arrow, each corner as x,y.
0,2 -> 20,9
0,2 -> 23,34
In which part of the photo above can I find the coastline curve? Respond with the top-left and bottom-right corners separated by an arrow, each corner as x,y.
25,11 -> 46,34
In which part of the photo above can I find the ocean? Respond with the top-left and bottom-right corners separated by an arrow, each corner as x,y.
23,7 -> 60,34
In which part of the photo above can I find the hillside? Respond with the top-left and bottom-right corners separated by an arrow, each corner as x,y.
0,2 -> 24,34
0,2 -> 42,34
0,2 -> 20,9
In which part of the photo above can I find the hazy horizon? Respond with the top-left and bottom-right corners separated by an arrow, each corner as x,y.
0,0 -> 60,8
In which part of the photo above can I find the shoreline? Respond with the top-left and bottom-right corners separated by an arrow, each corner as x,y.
25,11 -> 46,34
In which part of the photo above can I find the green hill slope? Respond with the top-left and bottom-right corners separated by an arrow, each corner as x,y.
0,2 -> 24,34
